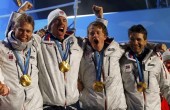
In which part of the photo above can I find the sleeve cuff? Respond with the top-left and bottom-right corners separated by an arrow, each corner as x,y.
96,18 -> 108,27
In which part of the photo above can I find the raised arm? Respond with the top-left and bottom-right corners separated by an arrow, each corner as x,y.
92,5 -> 108,26
5,1 -> 33,37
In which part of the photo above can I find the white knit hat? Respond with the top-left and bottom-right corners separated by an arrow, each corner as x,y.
47,9 -> 67,28
162,48 -> 170,62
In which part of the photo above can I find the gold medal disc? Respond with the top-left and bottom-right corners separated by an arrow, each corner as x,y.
20,75 -> 31,87
59,61 -> 70,73
137,82 -> 147,92
142,82 -> 147,90
93,81 -> 104,92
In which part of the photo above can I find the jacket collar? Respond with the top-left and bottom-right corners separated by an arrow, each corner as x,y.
6,30 -> 33,52
125,48 -> 154,64
85,37 -> 117,56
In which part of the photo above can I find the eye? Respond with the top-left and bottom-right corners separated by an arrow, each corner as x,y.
18,28 -> 24,32
136,38 -> 142,41
89,32 -> 94,36
63,19 -> 67,22
130,37 -> 135,41
52,19 -> 59,23
26,30 -> 32,33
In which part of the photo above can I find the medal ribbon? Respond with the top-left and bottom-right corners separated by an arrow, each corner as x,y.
94,50 -> 104,81
133,54 -> 144,82
13,49 -> 31,75
55,40 -> 70,61
55,39 -> 70,106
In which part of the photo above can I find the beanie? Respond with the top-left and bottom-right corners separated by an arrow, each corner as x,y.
47,9 -> 67,29
162,48 -> 170,62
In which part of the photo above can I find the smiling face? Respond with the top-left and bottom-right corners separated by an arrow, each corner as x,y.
49,16 -> 68,40
128,24 -> 148,55
87,22 -> 107,52
14,22 -> 33,42
129,33 -> 147,55
13,14 -> 34,42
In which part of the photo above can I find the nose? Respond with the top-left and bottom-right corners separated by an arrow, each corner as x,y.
22,30 -> 28,36
58,20 -> 62,24
132,39 -> 138,45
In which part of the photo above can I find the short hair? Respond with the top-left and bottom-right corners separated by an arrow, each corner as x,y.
87,21 -> 108,36
14,14 -> 34,30
128,24 -> 147,40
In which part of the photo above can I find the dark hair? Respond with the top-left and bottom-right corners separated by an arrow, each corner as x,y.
14,14 -> 34,30
128,24 -> 147,40
87,21 -> 108,36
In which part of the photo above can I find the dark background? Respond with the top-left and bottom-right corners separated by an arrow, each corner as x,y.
13,0 -> 170,19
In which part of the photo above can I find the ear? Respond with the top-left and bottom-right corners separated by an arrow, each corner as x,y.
145,39 -> 148,45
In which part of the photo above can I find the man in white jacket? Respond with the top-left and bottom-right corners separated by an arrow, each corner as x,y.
78,21 -> 127,110
38,8 -> 83,110
120,24 -> 170,110
0,2 -> 43,110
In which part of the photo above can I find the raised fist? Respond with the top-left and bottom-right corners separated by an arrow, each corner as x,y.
18,1 -> 33,13
92,5 -> 103,18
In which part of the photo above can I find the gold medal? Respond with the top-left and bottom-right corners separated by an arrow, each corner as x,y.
137,82 -> 147,92
20,75 -> 31,87
93,81 -> 104,92
59,61 -> 70,73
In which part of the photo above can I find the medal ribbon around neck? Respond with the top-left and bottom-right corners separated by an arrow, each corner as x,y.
94,50 -> 104,81
7,39 -> 31,75
133,54 -> 144,83
133,54 -> 147,93
55,40 -> 70,61
13,49 -> 31,75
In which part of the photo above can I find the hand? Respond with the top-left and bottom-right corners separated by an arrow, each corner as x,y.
17,1 -> 33,13
36,29 -> 46,38
92,5 -> 103,18
0,82 -> 9,96
156,43 -> 167,53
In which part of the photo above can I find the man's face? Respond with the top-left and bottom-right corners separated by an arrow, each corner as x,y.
14,22 -> 33,42
88,25 -> 106,52
50,16 -> 68,40
164,60 -> 170,73
129,33 -> 147,55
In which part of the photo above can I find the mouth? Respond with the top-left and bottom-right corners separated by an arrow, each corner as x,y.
58,27 -> 64,32
93,39 -> 99,44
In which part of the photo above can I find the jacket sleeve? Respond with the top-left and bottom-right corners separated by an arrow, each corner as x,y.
159,62 -> 170,104
5,12 -> 22,37
96,18 -> 108,27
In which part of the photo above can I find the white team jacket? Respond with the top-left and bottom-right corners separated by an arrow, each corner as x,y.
0,32 -> 43,110
38,33 -> 83,107
120,49 -> 170,110
79,39 -> 127,110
